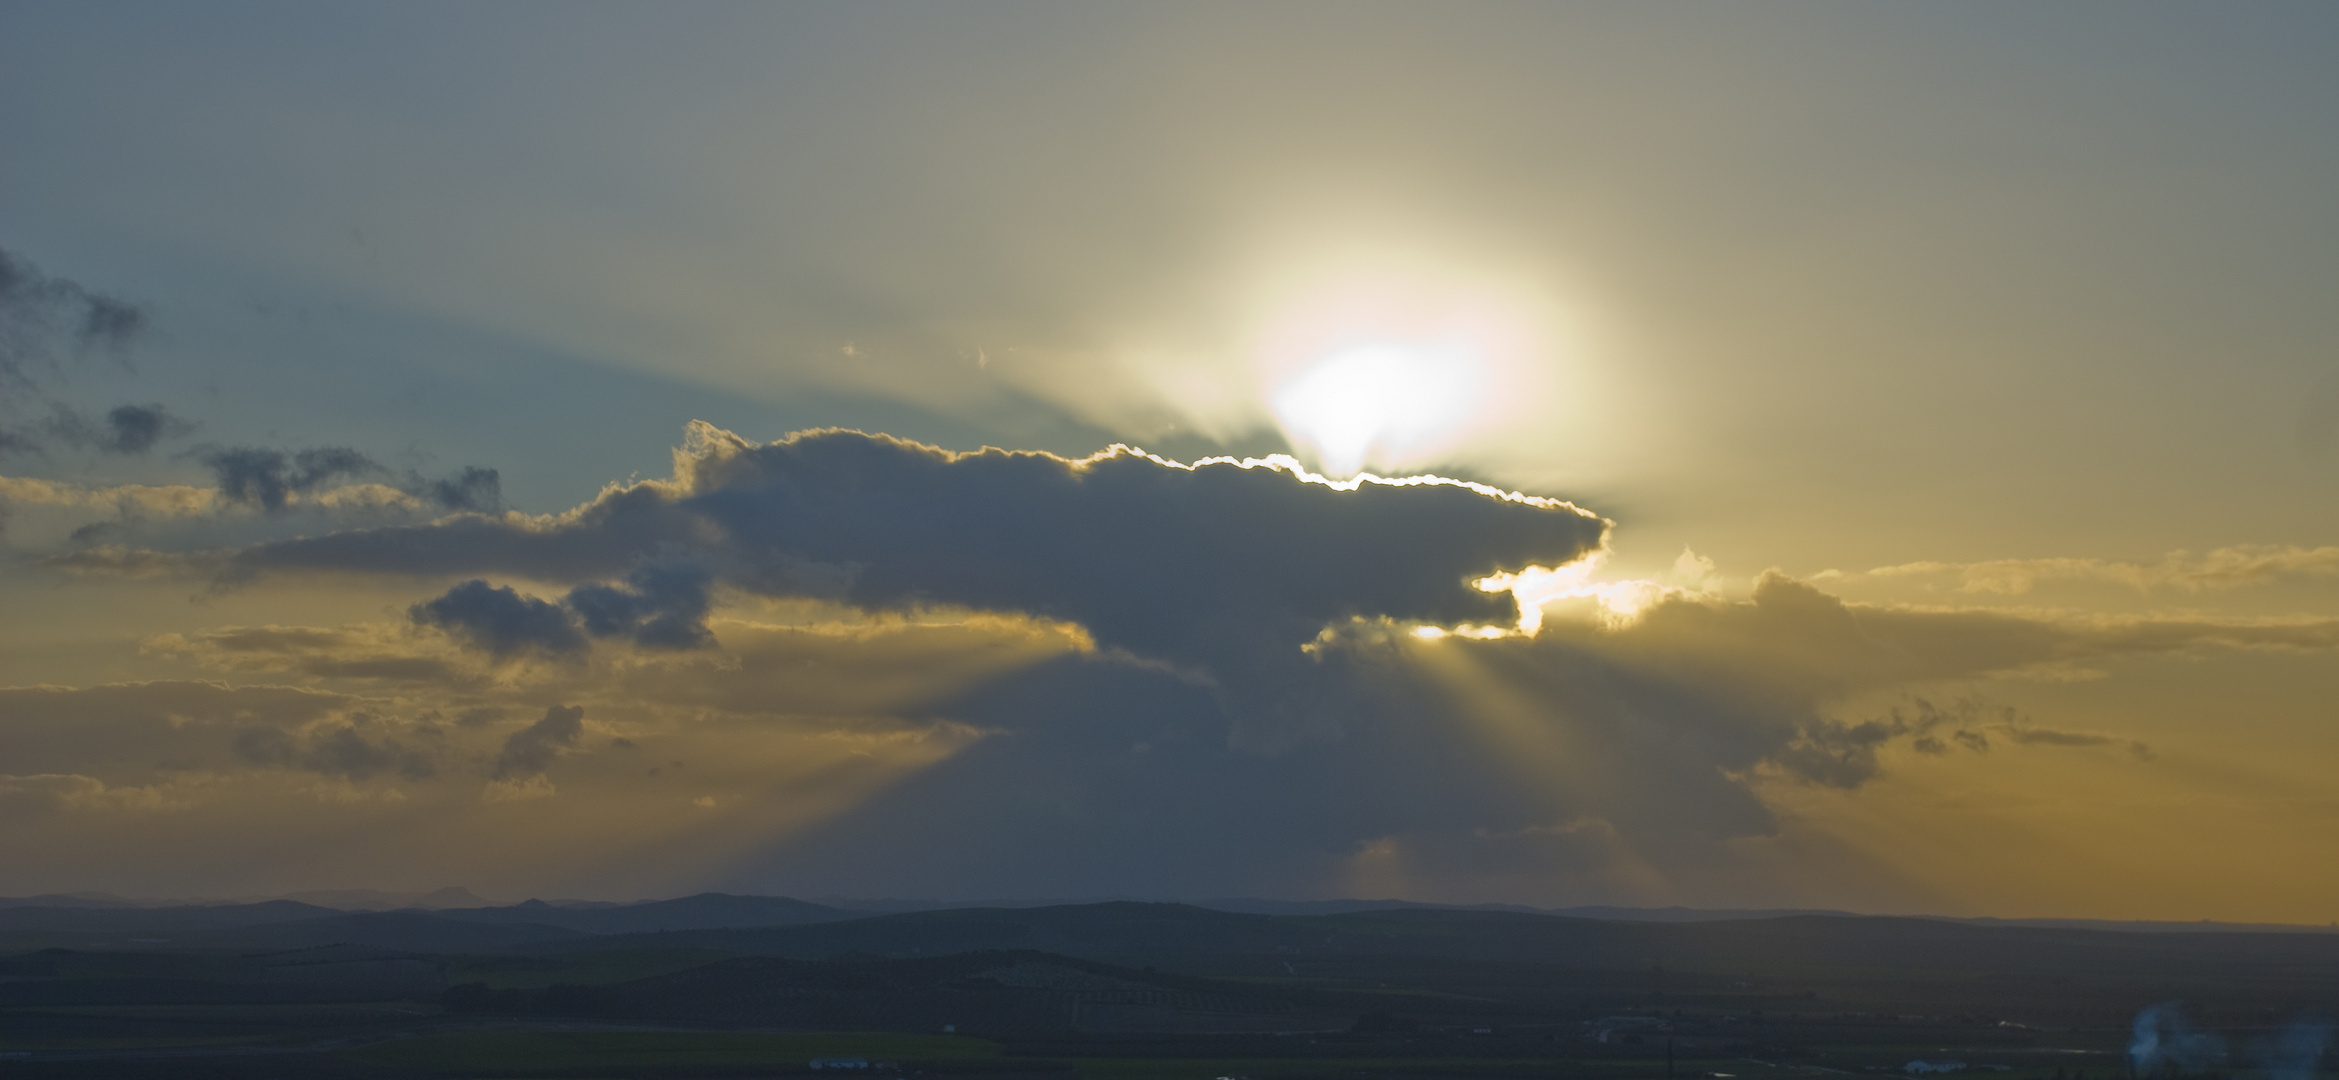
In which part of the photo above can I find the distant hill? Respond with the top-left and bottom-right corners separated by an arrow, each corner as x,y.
15,888 -> 2331,936
428,892 -> 854,934
1138,897 -> 2339,935
274,886 -> 500,911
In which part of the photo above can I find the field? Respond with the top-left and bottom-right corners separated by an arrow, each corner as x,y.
1,901 -> 2331,1078
344,1030 -> 1003,1071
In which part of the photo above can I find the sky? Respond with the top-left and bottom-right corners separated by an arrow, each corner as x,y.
3,2 -> 2338,921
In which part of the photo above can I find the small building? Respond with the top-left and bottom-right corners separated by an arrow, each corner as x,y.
810,1058 -> 870,1071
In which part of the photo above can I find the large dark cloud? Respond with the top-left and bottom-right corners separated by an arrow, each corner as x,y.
228,425 -> 1611,743
723,571 -> 2338,899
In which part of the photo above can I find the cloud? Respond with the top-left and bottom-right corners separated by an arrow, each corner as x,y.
1991,724 -> 2154,760
566,558 -> 715,650
17,426 -> 2339,903
0,773 -> 188,815
198,424 -> 1612,746
426,465 -> 504,512
491,703 -> 585,780
1859,545 -> 2339,595
143,624 -> 469,684
736,568 -> 2339,899
201,445 -> 383,511
0,476 -> 220,517
234,720 -> 437,781
0,247 -> 150,462
410,559 -> 719,657
0,245 -> 146,391
43,543 -> 221,578
0,681 -> 356,787
42,403 -> 193,455
610,611 -> 1093,718
410,580 -> 588,659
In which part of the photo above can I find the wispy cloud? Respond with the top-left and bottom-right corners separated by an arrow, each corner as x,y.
1854,545 -> 2339,595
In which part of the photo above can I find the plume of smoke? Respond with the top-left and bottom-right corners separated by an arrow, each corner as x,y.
2129,1002 -> 2227,1077
2256,1019 -> 2331,1080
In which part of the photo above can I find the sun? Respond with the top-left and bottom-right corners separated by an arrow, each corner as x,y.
1244,252 -> 1554,478
1272,341 -> 1487,477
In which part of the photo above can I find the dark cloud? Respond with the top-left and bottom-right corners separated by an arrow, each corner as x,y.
426,465 -> 503,512
101,404 -> 172,453
222,425 -> 1611,744
0,245 -> 147,392
78,296 -> 143,349
410,580 -> 587,659
200,445 -> 381,510
492,704 -> 585,780
42,403 -> 192,455
0,248 -> 150,460
565,559 -> 715,650
736,570 -> 2279,899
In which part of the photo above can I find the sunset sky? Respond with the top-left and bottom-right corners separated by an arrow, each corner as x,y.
4,3 -> 2338,921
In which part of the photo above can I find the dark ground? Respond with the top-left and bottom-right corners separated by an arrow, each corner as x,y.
1,899 -> 2330,1079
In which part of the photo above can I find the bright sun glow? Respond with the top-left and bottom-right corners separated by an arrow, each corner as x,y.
1272,342 -> 1486,478
1475,553 -> 1669,634
1244,253 -> 1557,479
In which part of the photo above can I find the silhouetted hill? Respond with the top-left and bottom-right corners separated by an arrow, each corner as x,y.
275,886 -> 497,910
428,892 -> 852,934
198,910 -> 583,951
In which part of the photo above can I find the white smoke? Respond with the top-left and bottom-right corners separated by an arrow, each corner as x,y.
2129,1003 -> 2226,1077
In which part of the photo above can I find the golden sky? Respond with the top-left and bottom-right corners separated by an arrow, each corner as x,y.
2,3 -> 2336,921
